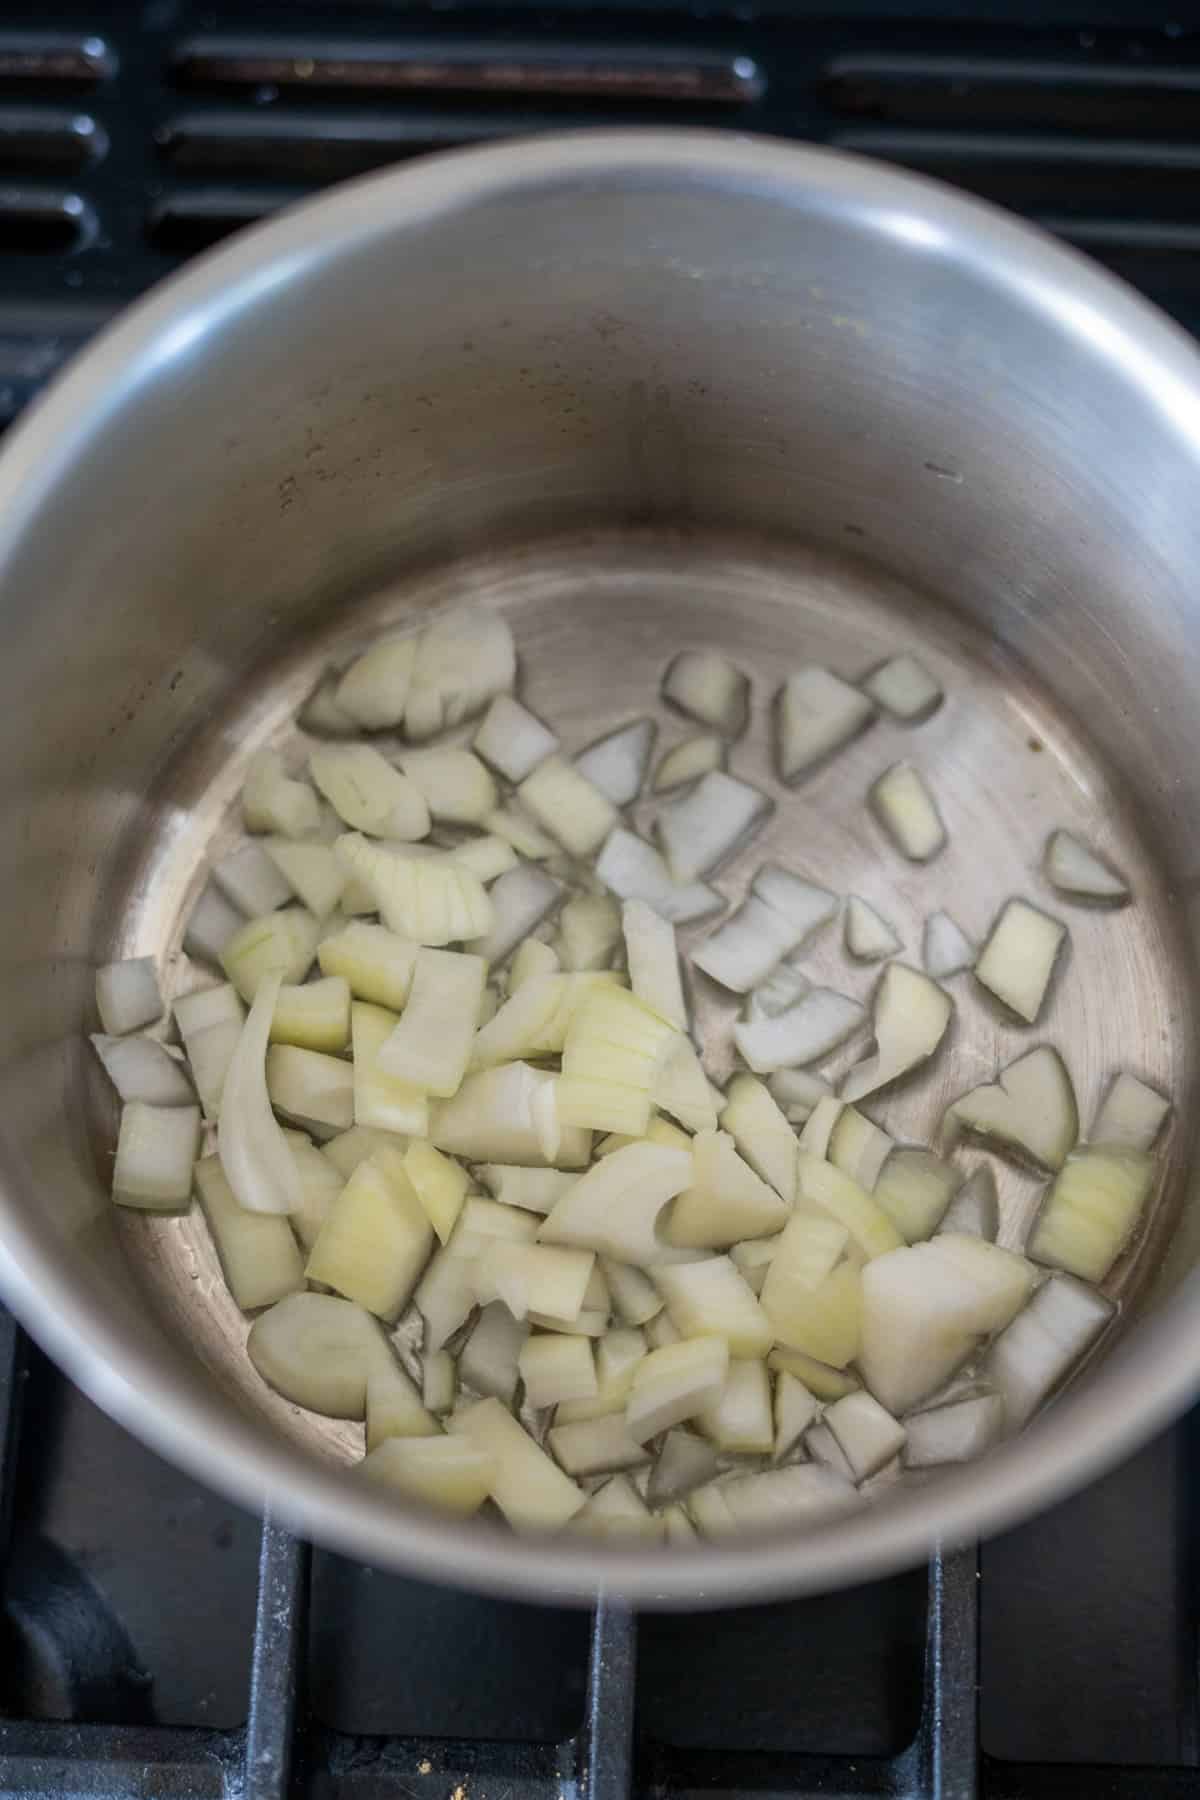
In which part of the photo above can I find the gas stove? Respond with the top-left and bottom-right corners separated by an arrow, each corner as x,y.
1,6 -> 1198,1796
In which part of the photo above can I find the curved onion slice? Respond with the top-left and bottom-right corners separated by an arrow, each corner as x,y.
538,1141 -> 694,1265
840,963 -> 952,1103
1044,829 -> 1130,903
218,971 -> 303,1215
310,744 -> 430,841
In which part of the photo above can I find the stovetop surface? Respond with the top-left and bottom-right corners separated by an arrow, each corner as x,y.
2,4 -> 1200,1795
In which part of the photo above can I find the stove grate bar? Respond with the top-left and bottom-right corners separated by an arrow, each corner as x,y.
245,1517 -> 309,1800
582,1597 -> 637,1800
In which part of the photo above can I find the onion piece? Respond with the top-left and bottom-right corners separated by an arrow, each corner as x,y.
1092,1072 -> 1170,1152
574,718 -> 657,807
549,1413 -> 652,1478
720,1073 -> 798,1206
242,749 -> 321,839
360,1437 -> 494,1519
692,896 -> 803,995
844,894 -> 901,963
746,962 -> 812,1021
468,863 -> 562,966
458,1300 -> 530,1398
733,987 -> 865,1073
399,748 -> 498,826
509,937 -> 559,992
773,1371 -> 820,1460
653,1257 -> 772,1356
185,883 -> 244,964
268,977 -> 351,1055
318,921 -> 418,1011
247,1292 -> 383,1416
645,1311 -> 681,1350
334,834 -> 492,947
767,1068 -> 833,1125
1027,1146 -> 1155,1282
213,842 -> 292,916
377,947 -> 485,1097
404,1140 -> 469,1244
571,1475 -> 663,1542
267,1043 -> 355,1135
422,1349 -> 456,1414
220,907 -> 320,1003
306,1145 -> 433,1319
538,1141 -> 693,1265
218,972 -> 303,1215
310,745 -> 430,841
263,839 -> 346,920
322,1125 -> 399,1180
280,1130 -> 343,1251
761,1212 -> 859,1366
825,1390 -> 906,1480
96,956 -> 162,1036
556,894 -> 622,971
447,1396 -> 585,1531
194,1152 -> 304,1310
447,835 -> 518,886
685,1481 -> 737,1537
558,986 -> 680,1138
939,1165 -> 999,1240
904,1393 -> 1005,1467
666,1129 -> 789,1249
654,1037 -> 719,1135
974,897 -> 1066,1023
91,1033 -> 194,1107
873,1148 -> 961,1242
621,899 -> 687,1031
516,756 -> 619,859
1044,829 -> 1130,903
768,1346 -> 859,1401
112,1101 -> 201,1210
470,973 -> 617,1069
648,1427 -> 720,1503
414,1245 -> 477,1353
334,632 -> 418,731
474,693 -> 560,783
626,1335 -> 730,1441
720,1462 -> 859,1531
730,1234 -> 780,1294
870,763 -> 946,862
351,1001 -> 430,1136
827,1106 -> 894,1192
600,1260 -> 662,1328
840,962 -> 952,1103
474,1241 -> 595,1324
656,770 -> 772,884
775,666 -> 875,782
404,610 -> 517,741
663,649 -> 750,738
556,1327 -> 648,1423
805,1422 -> 857,1483
797,1095 -> 843,1159
863,654 -> 943,722
175,983 -> 244,1119
664,1503 -> 699,1545
697,1358 -> 774,1454
797,1154 -> 903,1259
485,805 -> 558,860
301,673 -> 359,737
984,1273 -> 1112,1429
654,735 -> 725,793
520,1335 -> 597,1409
923,910 -> 974,979
432,1062 -> 590,1168
945,1044 -> 1078,1172
595,828 -> 722,924
478,1165 -> 576,1215
366,1353 -> 448,1448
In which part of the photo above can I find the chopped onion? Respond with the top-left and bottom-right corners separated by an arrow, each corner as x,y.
626,1335 -> 730,1441
775,666 -> 875,782
863,654 -> 943,722
96,956 -> 162,1036
478,1165 -> 575,1215
269,976 -> 351,1054
365,1352 -> 439,1449
873,1148 -> 961,1242
449,835 -> 518,884
184,883 -> 244,964
350,1001 -> 429,1136
485,804 -> 558,860
404,1140 -> 469,1244
601,1260 -> 662,1327
1092,1072 -> 1170,1152
939,1165 -> 999,1240
974,897 -> 1066,1023
645,1311 -> 681,1350
946,1044 -> 1078,1172
653,1257 -> 772,1357
520,1334 -> 597,1409
470,973 -> 615,1069
1028,1145 -> 1155,1282
665,1129 -> 789,1249
447,1395 -> 585,1531
474,693 -> 560,783
574,718 -> 657,807
194,1152 -> 304,1310
404,610 -> 516,741
797,1095 -> 843,1159
305,1146 -> 433,1320
264,839 -> 347,920
841,962 -> 952,1103
280,1130 -> 343,1251
361,1437 -> 493,1518
334,632 -> 419,730
112,1100 -> 201,1210
697,1357 -> 774,1454
654,735 -> 725,793
247,1292 -> 383,1416
558,986 -> 679,1138
267,1043 -> 354,1134
175,985 -> 244,1119
746,961 -> 812,1020
213,842 -> 292,916
870,763 -> 946,862
728,1232 -> 778,1289
654,1037 -> 719,1135
321,1125 -> 397,1180
648,1426 -> 720,1502
414,1245 -> 477,1353
693,896 -> 803,994
773,1370 -> 819,1459
242,749 -> 321,839
664,1503 -> 699,1544
663,649 -> 749,738
766,1068 -> 832,1124
310,744 -> 430,841
90,1033 -> 194,1107
468,862 -> 561,965
300,674 -> 358,737
984,1273 -> 1112,1429
768,1346 -> 859,1401
556,894 -> 622,972
220,907 -> 320,1002
656,770 -> 771,883
431,1062 -> 590,1168
475,1241 -> 595,1324
805,1422 -> 857,1483
1044,829 -> 1130,903
537,1141 -> 693,1265
218,972 -> 303,1215
904,1393 -> 1005,1467
556,1326 -> 648,1422
720,1073 -> 798,1206
621,899 -> 687,1030
923,910 -> 974,979
825,1390 -> 906,1480
797,1154 -> 904,1260
335,834 -> 492,946
844,895 -> 901,962
828,1106 -> 894,1192
318,921 -> 418,1011
719,1462 -> 859,1531
422,1349 -> 456,1414
516,755 -> 619,859
399,748 -> 498,826
594,828 -> 723,923
458,1301 -> 530,1398
761,1212 -> 859,1367
571,1475 -> 663,1541
549,1412 -> 652,1478
376,947 -> 485,1097
733,986 -> 865,1073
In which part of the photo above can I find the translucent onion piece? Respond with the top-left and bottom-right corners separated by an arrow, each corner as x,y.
96,956 -> 162,1036
922,910 -> 974,979
594,828 -> 723,924
697,1357 -> 773,1454
648,1426 -> 720,1503
474,1241 -> 595,1324
474,693 -> 560,783
656,770 -> 772,883
176,986 -> 244,1119
797,1095 -> 843,1160
653,1256 -> 772,1357
692,895 -> 802,994
945,1044 -> 1078,1172
654,734 -> 725,792
775,666 -> 875,782
558,986 -> 679,1138
720,1073 -> 799,1206
485,805 -> 557,860
773,1371 -> 819,1460
733,987 -> 865,1073
767,1067 -> 833,1125
335,834 -> 492,946
549,1413 -> 651,1478
984,1273 -> 1112,1429
601,1260 -> 662,1327
556,894 -> 622,972
824,1391 -> 906,1480
509,937 -> 559,991
399,748 -> 498,825
267,1043 -> 355,1133
730,1235 -> 780,1294
1044,829 -> 1130,903
264,839 -> 346,920
555,1327 -> 647,1423
768,1346 -> 859,1401
280,1130 -> 343,1251
335,632 -> 418,730
300,673 -> 359,737
220,907 -> 320,1003
869,763 -> 946,862
844,894 -> 901,962
574,718 -> 657,807
184,883 -> 244,964
404,1140 -> 469,1244
305,1147 -> 434,1319
90,1033 -> 193,1107
112,1101 -> 201,1210
974,898 -> 1066,1024
828,1106 -> 894,1193
746,961 -> 811,1021
404,610 -> 516,741
664,1503 -> 699,1545
662,649 -> 750,738
1028,1146 -> 1155,1282
666,1129 -> 789,1248
863,654 -> 943,722
242,749 -> 321,838
538,1141 -> 694,1265
449,835 -> 518,884
718,1463 -> 859,1531
939,1165 -> 999,1240
622,899 -> 687,1031
797,1154 -> 904,1260
873,1148 -> 962,1242
468,863 -> 561,966
431,1062 -> 591,1168
471,974 -> 617,1068
654,1037 -> 719,1135
626,1335 -> 730,1441
457,1297 -> 532,1398
361,1437 -> 494,1518
377,947 -> 485,1097
318,921 -> 418,1011
322,1125 -> 400,1180
903,1393 -> 1005,1467
447,1396 -> 585,1532
194,1152 -> 304,1310
805,1422 -> 857,1483
351,1001 -> 429,1136
311,745 -> 430,841
517,756 -> 619,858
1092,1072 -> 1170,1152
761,1213 -> 859,1366
840,963 -> 952,1103
571,1474 -> 663,1541
422,1349 -> 456,1414
247,1292 -> 384,1416
269,977 -> 351,1054
519,1334 -> 597,1409
218,973 -> 304,1215
213,842 -> 292,916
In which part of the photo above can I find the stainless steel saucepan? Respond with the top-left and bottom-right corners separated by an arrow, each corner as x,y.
0,130 -> 1197,1605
